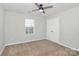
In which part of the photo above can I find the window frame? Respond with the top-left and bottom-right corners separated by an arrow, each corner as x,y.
25,19 -> 35,35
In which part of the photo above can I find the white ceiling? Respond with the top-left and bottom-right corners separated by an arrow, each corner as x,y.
1,3 -> 79,17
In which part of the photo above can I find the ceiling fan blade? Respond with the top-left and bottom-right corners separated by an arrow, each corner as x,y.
32,9 -> 39,12
43,6 -> 53,9
35,3 -> 40,7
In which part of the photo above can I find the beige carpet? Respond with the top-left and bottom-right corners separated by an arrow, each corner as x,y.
1,39 -> 79,56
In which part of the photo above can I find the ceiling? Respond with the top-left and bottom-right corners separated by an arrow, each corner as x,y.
1,3 -> 79,17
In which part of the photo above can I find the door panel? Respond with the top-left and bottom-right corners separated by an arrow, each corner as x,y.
47,18 -> 59,43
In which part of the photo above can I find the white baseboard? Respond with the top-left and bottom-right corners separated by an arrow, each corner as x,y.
49,39 -> 79,52
58,42 -> 79,52
0,46 -> 5,55
5,39 -> 45,46
5,39 -> 79,52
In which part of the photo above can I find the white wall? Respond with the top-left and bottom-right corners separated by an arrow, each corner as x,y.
47,18 -> 59,43
5,11 -> 46,45
3,5 -> 79,51
0,5 -> 5,55
48,6 -> 79,50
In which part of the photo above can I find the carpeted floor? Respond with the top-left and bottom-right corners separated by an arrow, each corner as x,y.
1,39 -> 79,56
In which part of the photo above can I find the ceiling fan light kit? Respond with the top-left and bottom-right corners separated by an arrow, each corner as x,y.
39,9 -> 43,12
32,3 -> 53,14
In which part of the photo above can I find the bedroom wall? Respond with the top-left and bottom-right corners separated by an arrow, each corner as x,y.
5,11 -> 46,45
0,5 -> 5,55
47,6 -> 79,50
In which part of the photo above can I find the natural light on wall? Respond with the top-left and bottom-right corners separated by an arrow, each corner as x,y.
25,19 -> 34,34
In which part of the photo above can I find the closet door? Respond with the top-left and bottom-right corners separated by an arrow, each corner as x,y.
47,18 -> 59,43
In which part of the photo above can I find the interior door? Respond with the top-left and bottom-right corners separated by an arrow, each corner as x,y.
47,18 -> 59,43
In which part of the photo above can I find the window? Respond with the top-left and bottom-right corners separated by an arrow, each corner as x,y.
25,19 -> 34,34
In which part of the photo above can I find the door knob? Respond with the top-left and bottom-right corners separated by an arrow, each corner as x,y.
51,30 -> 53,32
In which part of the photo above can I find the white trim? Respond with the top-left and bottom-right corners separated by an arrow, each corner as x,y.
5,39 -> 45,46
5,39 -> 79,53
0,46 -> 5,55
49,40 -> 79,52
59,42 -> 79,51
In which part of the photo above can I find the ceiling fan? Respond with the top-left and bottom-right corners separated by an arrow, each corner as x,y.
32,3 -> 53,14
